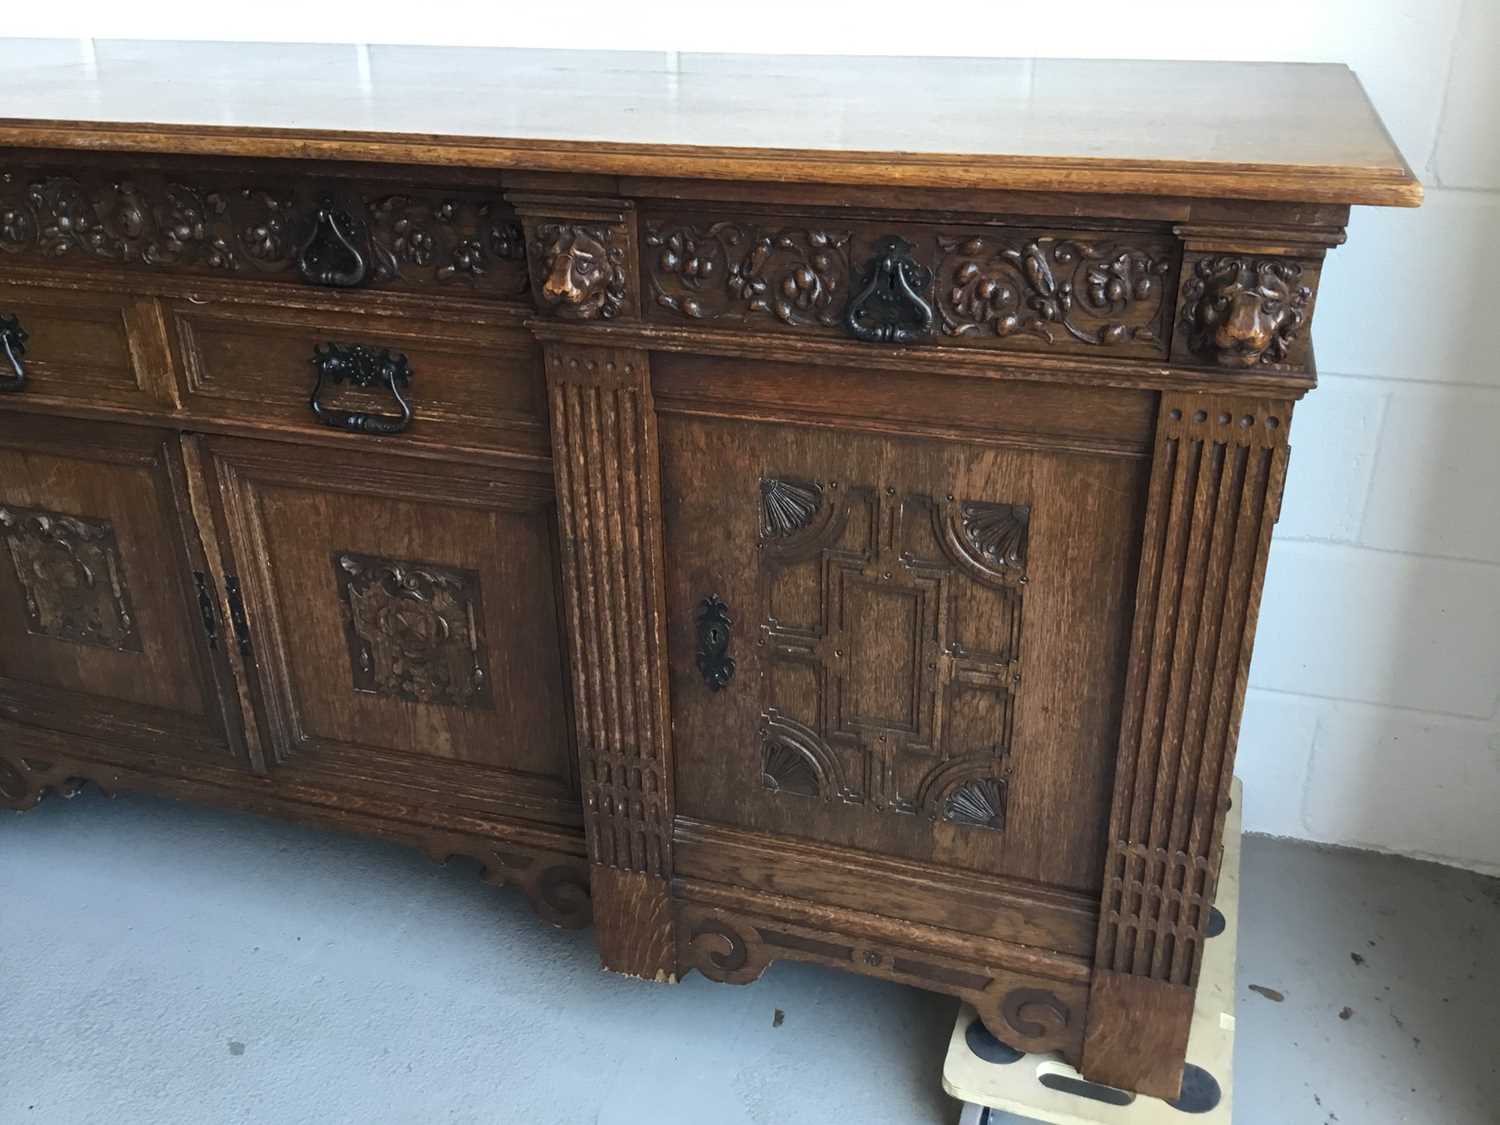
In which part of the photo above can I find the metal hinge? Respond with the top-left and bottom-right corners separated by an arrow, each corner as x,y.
192,570 -> 219,649
223,575 -> 252,656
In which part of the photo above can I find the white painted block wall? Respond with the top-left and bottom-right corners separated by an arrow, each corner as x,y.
10,1 -> 1499,873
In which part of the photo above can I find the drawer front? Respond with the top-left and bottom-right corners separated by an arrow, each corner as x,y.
660,367 -> 1151,894
168,300 -> 548,457
0,160 -> 530,301
641,207 -> 1180,361
0,282 -> 168,412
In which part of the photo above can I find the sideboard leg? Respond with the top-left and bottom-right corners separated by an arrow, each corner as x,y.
592,869 -> 677,980
1080,970 -> 1195,1095
541,339 -> 680,982
1080,391 -> 1292,1098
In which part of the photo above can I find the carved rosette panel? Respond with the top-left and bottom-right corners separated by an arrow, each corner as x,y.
1174,252 -> 1316,370
754,477 -> 1025,828
333,551 -> 491,709
935,235 -> 1171,352
676,905 -> 1086,1060
643,221 -> 851,328
0,167 -> 529,297
1096,395 -> 1291,990
527,222 -> 631,320
0,505 -> 140,652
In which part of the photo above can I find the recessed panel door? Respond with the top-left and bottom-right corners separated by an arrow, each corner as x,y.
193,436 -> 578,826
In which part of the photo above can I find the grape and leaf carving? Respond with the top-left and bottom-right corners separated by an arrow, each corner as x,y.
937,235 -> 1170,346
644,221 -> 850,328
0,170 -> 527,296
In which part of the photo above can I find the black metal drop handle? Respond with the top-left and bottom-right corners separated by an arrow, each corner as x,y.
309,342 -> 414,435
696,594 -> 735,692
0,313 -> 28,392
843,235 -> 935,345
297,198 -> 369,288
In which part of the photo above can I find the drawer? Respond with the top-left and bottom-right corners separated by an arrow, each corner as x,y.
167,299 -> 548,458
640,207 -> 1181,362
0,282 -> 170,412
0,159 -> 531,302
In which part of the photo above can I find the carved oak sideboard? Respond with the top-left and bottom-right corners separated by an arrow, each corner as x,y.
0,44 -> 1419,1099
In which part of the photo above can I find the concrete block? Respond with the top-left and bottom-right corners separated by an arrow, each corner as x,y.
1317,191 -> 1500,385
1280,376 -> 1388,543
1235,690 -> 1321,839
1358,384 -> 1500,563
1431,0 -> 1500,188
1304,703 -> 1500,871
1251,541 -> 1500,718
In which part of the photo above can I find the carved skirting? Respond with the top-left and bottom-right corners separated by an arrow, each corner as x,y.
0,753 -> 90,810
677,903 -> 1087,1062
445,844 -> 593,930
0,746 -> 592,929
0,165 -> 529,298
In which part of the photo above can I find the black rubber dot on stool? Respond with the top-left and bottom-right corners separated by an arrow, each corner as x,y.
1167,1064 -> 1223,1114
965,1019 -> 1024,1064
1205,907 -> 1227,938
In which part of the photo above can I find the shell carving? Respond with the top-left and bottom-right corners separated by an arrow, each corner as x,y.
959,502 -> 1030,571
762,742 -> 821,798
944,777 -> 1006,831
760,478 -> 822,539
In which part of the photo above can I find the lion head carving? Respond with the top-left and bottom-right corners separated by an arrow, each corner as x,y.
534,223 -> 626,320
1182,256 -> 1311,368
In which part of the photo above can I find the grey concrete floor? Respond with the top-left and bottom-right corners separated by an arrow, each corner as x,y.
1,791 -> 1495,1125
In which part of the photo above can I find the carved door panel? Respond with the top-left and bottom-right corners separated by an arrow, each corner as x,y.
662,414 -> 1148,892
0,417 -> 244,762
191,436 -> 578,825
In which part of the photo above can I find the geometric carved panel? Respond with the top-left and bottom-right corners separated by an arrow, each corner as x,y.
333,551 -> 491,709
0,504 -> 141,651
756,477 -> 1026,829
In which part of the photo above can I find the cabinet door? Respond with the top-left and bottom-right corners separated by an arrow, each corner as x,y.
0,417 -> 243,762
192,436 -> 578,825
661,403 -> 1149,894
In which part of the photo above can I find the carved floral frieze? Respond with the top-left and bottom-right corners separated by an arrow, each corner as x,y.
644,221 -> 850,328
642,215 -> 1176,357
935,235 -> 1171,348
0,168 -> 529,297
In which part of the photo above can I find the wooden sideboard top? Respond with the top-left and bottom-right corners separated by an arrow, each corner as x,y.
0,40 -> 1418,207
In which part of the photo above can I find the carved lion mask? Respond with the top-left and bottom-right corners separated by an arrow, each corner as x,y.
1189,257 -> 1310,368
539,226 -> 613,317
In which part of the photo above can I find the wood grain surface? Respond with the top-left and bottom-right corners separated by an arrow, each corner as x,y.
0,42 -> 1419,204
